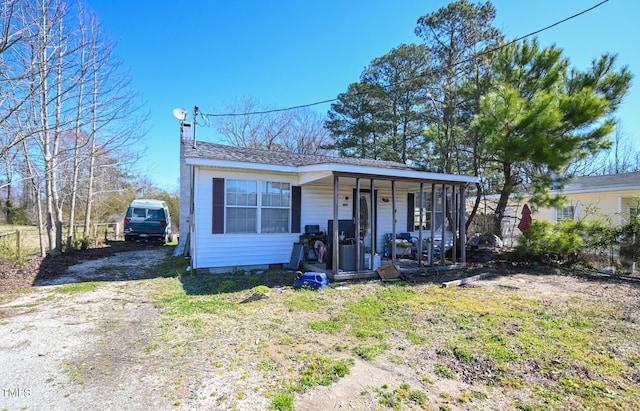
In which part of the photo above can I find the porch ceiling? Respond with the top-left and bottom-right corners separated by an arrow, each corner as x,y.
300,172 -> 472,190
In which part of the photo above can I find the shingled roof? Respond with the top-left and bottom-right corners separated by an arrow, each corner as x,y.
183,141 -> 415,171
561,171 -> 640,192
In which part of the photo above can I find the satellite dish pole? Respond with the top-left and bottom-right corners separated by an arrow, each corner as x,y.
172,106 -> 190,257
192,106 -> 199,149
172,107 -> 189,144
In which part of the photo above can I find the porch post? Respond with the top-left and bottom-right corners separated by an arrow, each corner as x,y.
392,179 -> 397,263
451,185 -> 458,263
460,184 -> 467,264
418,183 -> 424,268
333,175 -> 339,277
430,183 -> 436,265
441,184 -> 446,265
370,179 -> 376,260
355,178 -> 361,272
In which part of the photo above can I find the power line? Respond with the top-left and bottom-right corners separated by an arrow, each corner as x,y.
201,0 -> 609,119
477,0 -> 609,61
202,99 -> 337,118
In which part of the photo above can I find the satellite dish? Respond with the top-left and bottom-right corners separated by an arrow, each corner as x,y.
172,108 -> 188,121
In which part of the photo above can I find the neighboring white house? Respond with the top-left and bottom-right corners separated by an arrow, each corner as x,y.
177,124 -> 478,275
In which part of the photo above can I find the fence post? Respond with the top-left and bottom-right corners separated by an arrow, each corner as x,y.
16,230 -> 21,260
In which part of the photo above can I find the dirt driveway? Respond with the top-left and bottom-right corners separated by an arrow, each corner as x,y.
0,246 -> 177,411
1,248 -> 640,410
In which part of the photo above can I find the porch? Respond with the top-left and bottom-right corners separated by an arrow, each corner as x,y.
297,171 -> 476,280
300,253 -> 465,281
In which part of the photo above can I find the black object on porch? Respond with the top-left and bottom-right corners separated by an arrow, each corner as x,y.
325,219 -> 364,271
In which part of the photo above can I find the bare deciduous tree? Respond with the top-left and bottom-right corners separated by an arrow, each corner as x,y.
1,0 -> 147,256
584,122 -> 639,175
213,97 -> 332,155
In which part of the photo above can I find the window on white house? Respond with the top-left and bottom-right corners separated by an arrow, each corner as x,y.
261,181 -> 290,233
226,179 -> 258,233
556,205 -> 575,221
225,179 -> 291,234
413,189 -> 446,231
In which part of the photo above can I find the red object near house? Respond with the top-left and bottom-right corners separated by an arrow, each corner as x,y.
518,204 -> 532,232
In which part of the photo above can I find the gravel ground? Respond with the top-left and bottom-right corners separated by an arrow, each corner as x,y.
0,246 -> 177,411
1,246 -> 639,410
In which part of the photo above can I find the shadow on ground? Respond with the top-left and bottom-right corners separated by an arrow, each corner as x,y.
178,268 -> 299,296
175,248 -> 511,296
176,260 -> 504,296
31,241 -> 176,287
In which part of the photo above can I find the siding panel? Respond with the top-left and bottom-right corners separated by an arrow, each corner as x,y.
194,168 -> 300,269
193,170 -> 415,269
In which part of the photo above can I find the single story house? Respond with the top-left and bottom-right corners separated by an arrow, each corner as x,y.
177,123 -> 478,275
536,171 -> 640,224
485,171 -> 640,245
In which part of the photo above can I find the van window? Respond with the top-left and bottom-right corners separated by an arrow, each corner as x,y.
148,209 -> 165,220
128,207 -> 166,220
132,208 -> 147,218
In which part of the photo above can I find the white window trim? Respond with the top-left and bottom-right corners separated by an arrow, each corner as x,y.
225,179 -> 291,234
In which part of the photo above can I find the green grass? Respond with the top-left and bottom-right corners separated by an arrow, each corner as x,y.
283,293 -> 330,311
141,267 -> 640,410
270,390 -> 294,411
54,282 -> 100,293
156,291 -> 235,315
353,343 -> 390,360
434,362 -> 456,379
377,383 -> 428,409
295,353 -> 353,390
307,320 -> 344,333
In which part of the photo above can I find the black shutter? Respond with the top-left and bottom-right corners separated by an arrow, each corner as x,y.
291,186 -> 301,233
212,178 -> 224,234
407,192 -> 415,232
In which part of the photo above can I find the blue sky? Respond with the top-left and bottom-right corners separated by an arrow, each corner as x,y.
87,0 -> 639,190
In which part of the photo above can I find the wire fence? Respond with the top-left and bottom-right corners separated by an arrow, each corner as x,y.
0,223 -> 123,261
0,230 -> 23,260
0,227 -> 41,261
96,223 -> 123,242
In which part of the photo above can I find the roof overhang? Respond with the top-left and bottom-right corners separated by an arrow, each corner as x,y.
556,184 -> 640,195
185,157 -> 479,187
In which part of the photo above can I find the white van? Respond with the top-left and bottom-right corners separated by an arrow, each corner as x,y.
123,199 -> 173,243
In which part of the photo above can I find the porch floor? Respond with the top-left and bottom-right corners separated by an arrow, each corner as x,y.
300,256 -> 465,281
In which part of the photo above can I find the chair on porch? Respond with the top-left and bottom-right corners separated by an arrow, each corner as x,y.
383,233 -> 416,258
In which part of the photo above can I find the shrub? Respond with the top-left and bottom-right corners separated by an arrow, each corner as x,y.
515,220 -> 586,262
619,215 -> 640,266
72,236 -> 91,250
515,217 -> 619,265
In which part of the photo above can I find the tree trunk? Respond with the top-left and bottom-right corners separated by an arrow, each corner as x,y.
22,140 -> 46,257
467,181 -> 482,233
83,48 -> 98,238
52,17 -> 66,254
67,22 -> 89,251
491,163 -> 515,239
66,126 -> 82,252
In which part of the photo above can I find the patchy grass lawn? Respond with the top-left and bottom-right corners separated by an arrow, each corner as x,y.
146,259 -> 640,410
